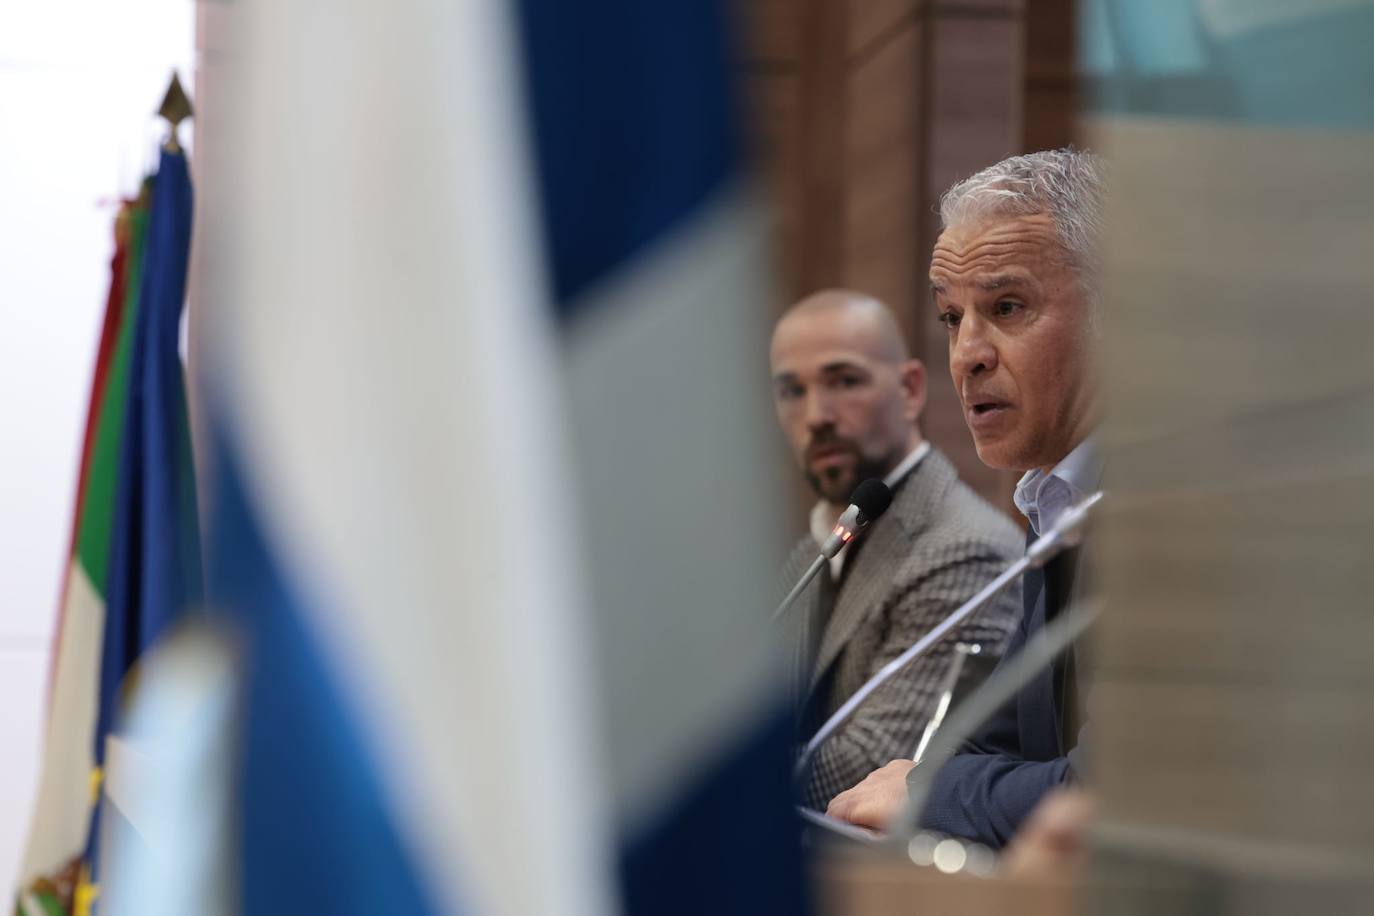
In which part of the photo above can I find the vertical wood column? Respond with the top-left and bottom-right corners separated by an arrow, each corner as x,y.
1023,0 -> 1079,151
841,0 -> 924,350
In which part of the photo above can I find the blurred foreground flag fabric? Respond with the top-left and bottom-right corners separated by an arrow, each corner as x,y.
17,150 -> 201,916
196,0 -> 806,915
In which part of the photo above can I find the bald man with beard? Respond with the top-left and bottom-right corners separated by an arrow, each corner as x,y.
770,290 -> 1022,810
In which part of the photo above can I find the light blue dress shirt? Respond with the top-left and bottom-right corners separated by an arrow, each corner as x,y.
1012,436 -> 1101,536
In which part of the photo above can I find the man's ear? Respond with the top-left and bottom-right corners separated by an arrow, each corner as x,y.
900,359 -> 927,422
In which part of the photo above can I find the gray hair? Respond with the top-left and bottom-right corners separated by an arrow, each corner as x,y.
939,148 -> 1105,300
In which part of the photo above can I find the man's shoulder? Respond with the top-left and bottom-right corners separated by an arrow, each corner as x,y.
934,474 -> 1024,554
902,448 -> 1023,560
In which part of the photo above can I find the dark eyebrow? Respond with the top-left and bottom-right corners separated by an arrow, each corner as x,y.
818,361 -> 868,375
771,371 -> 798,385
976,273 -> 1037,292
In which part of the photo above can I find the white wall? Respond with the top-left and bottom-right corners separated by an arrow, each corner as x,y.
0,1 -> 194,895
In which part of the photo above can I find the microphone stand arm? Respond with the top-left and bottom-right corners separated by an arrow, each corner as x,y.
772,555 -> 828,623
771,505 -> 861,623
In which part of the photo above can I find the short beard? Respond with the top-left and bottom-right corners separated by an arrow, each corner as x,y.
805,451 -> 894,506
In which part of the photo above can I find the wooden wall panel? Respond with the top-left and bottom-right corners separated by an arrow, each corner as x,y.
792,0 -> 851,294
744,70 -> 804,308
737,0 -> 803,65
847,0 -> 921,59
843,22 -> 922,348
818,855 -> 1076,916
1023,0 -> 1078,150
932,0 -> 1024,10
738,0 -> 1076,514
924,17 -> 1023,195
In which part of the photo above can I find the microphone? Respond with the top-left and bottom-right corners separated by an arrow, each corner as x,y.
792,490 -> 1104,783
771,479 -> 893,623
818,478 -> 893,558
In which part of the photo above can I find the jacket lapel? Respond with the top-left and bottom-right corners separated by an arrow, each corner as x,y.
778,539 -> 824,704
806,450 -> 955,695
791,558 -> 835,701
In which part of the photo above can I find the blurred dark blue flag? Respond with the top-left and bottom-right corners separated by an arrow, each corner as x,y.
85,148 -> 202,893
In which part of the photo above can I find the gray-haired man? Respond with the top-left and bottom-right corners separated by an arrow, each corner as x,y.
827,149 -> 1105,848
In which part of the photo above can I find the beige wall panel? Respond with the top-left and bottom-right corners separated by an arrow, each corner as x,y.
1091,116 -> 1374,914
817,855 -> 1074,916
1093,678 -> 1374,849
1096,476 -> 1374,684
1098,122 -> 1374,448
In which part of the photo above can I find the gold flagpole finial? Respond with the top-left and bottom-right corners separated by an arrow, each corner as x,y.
157,71 -> 194,154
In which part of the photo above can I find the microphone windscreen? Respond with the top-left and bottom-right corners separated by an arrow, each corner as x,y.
850,478 -> 893,522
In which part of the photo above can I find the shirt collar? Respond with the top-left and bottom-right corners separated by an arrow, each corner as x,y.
1013,434 -> 1101,536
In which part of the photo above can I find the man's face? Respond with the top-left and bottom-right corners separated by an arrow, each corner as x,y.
770,307 -> 922,504
931,213 -> 1097,472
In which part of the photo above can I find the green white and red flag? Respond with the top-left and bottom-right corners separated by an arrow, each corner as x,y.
16,193 -> 148,916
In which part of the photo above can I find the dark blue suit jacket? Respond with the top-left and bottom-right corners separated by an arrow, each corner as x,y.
915,534 -> 1085,848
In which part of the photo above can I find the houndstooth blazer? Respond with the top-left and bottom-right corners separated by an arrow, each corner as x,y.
779,447 -> 1024,810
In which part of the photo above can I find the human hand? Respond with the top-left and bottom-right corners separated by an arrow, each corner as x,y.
825,759 -> 917,830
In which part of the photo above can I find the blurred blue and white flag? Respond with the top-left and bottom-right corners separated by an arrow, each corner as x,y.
184,0 -> 806,914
